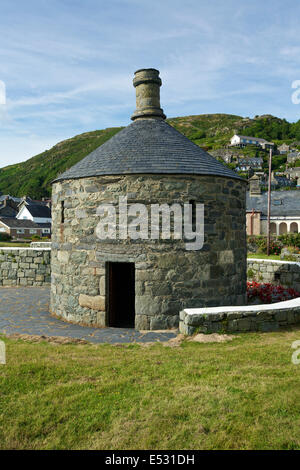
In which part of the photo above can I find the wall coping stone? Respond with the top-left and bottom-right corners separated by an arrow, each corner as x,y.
247,258 -> 300,266
182,296 -> 300,317
31,242 -> 52,248
0,247 -> 51,251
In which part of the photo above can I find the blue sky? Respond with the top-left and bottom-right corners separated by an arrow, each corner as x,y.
1,0 -> 300,166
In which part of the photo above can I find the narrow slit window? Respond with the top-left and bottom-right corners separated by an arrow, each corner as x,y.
189,200 -> 197,231
61,201 -> 65,223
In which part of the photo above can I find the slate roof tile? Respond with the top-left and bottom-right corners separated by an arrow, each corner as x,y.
53,119 -> 243,182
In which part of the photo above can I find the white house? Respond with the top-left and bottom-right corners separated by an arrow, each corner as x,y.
16,204 -> 51,236
230,134 -> 274,150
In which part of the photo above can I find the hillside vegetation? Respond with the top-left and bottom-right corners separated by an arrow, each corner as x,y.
1,113 -> 299,199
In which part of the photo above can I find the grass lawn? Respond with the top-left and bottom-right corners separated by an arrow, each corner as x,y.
0,329 -> 300,450
0,242 -> 31,247
247,253 -> 281,260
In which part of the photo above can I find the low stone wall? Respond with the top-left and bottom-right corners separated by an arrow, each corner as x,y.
0,248 -> 51,286
247,258 -> 300,291
180,297 -> 300,335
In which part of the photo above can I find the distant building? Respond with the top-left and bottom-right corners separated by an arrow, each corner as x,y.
285,167 -> 300,179
230,134 -> 274,150
246,185 -> 300,235
278,143 -> 290,154
16,204 -> 51,236
270,172 -> 293,188
236,157 -> 263,172
0,194 -> 22,203
221,153 -> 233,164
0,218 -> 43,239
0,196 -> 19,218
17,196 -> 51,210
287,151 -> 300,164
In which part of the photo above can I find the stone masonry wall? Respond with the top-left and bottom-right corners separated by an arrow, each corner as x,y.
247,259 -> 300,292
180,299 -> 300,335
0,248 -> 51,286
51,174 -> 247,329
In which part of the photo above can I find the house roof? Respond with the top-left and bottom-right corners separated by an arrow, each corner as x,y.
53,119 -> 244,183
18,196 -> 50,206
24,204 -> 51,218
247,191 -> 300,217
0,195 -> 22,203
237,157 -> 263,164
278,143 -> 289,148
287,152 -> 300,157
0,218 -> 41,229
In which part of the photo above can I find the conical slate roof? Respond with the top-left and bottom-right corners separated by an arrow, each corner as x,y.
54,118 -> 242,182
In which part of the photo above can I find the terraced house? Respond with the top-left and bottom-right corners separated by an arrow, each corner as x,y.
0,218 -> 43,238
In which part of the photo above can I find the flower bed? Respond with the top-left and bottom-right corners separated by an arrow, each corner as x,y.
247,281 -> 300,304
247,235 -> 282,255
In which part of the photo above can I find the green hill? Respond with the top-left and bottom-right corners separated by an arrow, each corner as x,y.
1,113 -> 299,199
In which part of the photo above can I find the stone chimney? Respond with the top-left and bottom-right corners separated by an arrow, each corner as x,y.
131,68 -> 166,121
249,174 -> 261,196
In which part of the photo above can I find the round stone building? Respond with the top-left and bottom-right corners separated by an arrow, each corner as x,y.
51,68 -> 247,330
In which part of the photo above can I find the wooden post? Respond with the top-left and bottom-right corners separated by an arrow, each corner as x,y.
267,148 -> 272,256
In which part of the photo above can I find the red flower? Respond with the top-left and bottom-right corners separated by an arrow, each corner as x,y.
247,282 -> 300,304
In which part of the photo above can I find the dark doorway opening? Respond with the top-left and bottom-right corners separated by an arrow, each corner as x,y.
107,262 -> 135,328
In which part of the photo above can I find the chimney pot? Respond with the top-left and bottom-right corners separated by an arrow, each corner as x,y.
131,68 -> 166,121
249,174 -> 261,196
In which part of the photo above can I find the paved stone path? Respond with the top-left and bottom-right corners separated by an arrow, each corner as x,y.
0,287 -> 177,344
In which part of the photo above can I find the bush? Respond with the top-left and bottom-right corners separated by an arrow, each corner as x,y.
278,233 -> 300,249
286,245 -> 300,254
0,233 -> 12,242
247,235 -> 282,255
247,268 -> 254,279
31,235 -> 41,241
268,239 -> 282,255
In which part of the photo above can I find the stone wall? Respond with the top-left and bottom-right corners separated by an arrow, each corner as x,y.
180,297 -> 300,335
0,248 -> 51,286
51,174 -> 247,329
247,258 -> 300,292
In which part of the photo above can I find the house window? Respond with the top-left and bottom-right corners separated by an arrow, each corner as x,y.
43,229 -> 50,233
17,229 -> 24,234
29,229 -> 37,234
273,200 -> 282,205
61,201 -> 65,223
